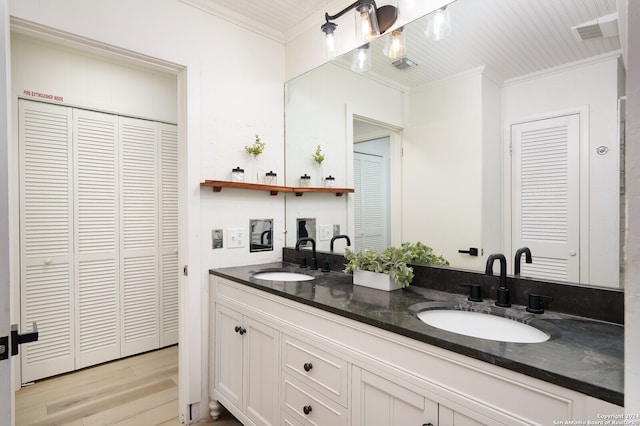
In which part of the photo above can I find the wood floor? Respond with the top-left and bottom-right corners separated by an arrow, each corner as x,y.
15,346 -> 243,426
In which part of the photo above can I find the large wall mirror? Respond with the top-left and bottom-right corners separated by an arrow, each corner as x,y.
284,0 -> 625,289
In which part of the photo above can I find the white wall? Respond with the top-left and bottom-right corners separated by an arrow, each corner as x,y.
402,70 -> 485,270
503,55 -> 622,288
11,34 -> 177,122
8,0 -> 285,421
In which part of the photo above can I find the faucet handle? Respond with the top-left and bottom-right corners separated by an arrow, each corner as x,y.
460,283 -> 482,302
526,294 -> 553,314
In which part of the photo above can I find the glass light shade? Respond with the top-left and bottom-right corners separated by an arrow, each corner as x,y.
425,7 -> 451,41
355,2 -> 380,42
324,33 -> 337,58
383,28 -> 406,59
321,21 -> 338,59
351,44 -> 371,73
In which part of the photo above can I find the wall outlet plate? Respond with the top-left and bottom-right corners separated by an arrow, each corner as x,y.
319,225 -> 333,241
228,228 -> 245,248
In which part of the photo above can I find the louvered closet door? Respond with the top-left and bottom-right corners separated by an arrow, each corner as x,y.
19,100 -> 74,382
73,109 -> 120,368
511,114 -> 580,282
159,124 -> 178,346
353,151 -> 386,252
120,117 -> 159,356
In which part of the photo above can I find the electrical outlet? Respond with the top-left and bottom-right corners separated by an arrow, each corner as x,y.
228,228 -> 245,248
333,224 -> 340,236
319,225 -> 333,241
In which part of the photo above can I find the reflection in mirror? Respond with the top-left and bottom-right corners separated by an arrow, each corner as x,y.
284,0 -> 624,289
296,218 -> 316,246
249,219 -> 273,252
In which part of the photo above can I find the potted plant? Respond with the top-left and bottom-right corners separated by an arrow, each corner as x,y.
344,242 -> 448,291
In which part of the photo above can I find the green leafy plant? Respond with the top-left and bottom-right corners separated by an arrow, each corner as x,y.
245,134 -> 266,158
344,242 -> 448,288
312,145 -> 325,165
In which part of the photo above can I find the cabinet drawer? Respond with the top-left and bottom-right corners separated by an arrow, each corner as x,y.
282,335 -> 348,405
282,374 -> 348,426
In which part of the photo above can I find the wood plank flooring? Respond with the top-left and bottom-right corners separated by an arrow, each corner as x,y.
15,346 -> 243,426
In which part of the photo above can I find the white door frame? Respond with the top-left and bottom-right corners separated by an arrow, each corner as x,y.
1,2 -> 14,424
6,20 -> 192,424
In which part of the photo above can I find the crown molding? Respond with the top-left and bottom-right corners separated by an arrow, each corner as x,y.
178,0 -> 285,44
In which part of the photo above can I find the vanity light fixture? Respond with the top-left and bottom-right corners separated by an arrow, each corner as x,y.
383,27 -> 406,59
321,0 -> 398,57
351,43 -> 372,73
424,5 -> 451,41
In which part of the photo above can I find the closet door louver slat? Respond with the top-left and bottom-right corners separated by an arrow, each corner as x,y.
74,110 -> 120,368
19,100 -> 75,382
120,118 -> 159,356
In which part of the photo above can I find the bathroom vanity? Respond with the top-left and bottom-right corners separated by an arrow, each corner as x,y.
208,264 -> 623,426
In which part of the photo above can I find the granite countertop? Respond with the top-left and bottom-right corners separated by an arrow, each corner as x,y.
209,262 -> 624,406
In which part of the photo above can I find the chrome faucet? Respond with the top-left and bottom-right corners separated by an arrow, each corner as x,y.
296,237 -> 318,270
514,247 -> 532,275
330,234 -> 351,252
485,253 -> 510,307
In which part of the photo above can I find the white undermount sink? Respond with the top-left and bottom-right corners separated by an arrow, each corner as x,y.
252,271 -> 314,282
416,309 -> 550,343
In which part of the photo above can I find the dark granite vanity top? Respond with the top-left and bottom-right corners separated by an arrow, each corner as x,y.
209,262 -> 623,406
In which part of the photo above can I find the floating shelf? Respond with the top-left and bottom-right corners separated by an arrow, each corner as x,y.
200,180 -> 354,197
292,187 -> 354,197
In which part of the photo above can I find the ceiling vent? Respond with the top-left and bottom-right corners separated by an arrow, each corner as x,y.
571,12 -> 619,41
392,57 -> 417,70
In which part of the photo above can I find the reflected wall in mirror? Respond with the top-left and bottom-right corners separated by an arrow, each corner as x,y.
249,218 -> 273,252
285,0 -> 625,289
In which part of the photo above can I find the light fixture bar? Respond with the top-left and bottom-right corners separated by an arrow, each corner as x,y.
321,0 -> 398,53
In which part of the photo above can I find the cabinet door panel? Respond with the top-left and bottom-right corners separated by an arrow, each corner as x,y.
439,405 -> 488,426
215,305 -> 244,409
352,367 -> 438,426
245,316 -> 279,426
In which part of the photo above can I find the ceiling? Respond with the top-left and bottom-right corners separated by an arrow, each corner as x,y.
196,0 -> 621,89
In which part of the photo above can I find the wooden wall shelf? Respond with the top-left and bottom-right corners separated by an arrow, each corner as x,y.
200,180 -> 354,197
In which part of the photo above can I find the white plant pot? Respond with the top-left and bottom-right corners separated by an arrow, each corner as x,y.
353,270 -> 402,291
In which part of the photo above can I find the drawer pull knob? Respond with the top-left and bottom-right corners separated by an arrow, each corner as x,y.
303,362 -> 313,372
234,326 -> 246,335
303,405 -> 312,415
423,423 -> 434,426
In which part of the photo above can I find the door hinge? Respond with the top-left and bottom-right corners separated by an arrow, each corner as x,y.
183,265 -> 188,276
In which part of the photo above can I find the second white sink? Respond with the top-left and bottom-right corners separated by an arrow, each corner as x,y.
416,309 -> 550,343
252,271 -> 314,282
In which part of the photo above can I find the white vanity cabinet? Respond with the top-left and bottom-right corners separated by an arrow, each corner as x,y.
209,276 -> 622,426
213,303 -> 279,426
